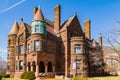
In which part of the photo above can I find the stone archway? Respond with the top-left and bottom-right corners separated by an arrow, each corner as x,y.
32,61 -> 36,72
28,62 -> 31,71
47,62 -> 53,72
39,61 -> 45,73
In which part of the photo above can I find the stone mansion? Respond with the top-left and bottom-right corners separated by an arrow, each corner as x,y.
7,5 -> 104,78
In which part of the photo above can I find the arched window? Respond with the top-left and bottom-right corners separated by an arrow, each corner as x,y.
47,62 -> 53,72
39,61 -> 45,73
19,60 -> 23,70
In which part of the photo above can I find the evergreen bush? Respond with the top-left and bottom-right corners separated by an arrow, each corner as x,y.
20,71 -> 36,80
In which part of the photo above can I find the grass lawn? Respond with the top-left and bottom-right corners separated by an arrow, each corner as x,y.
88,76 -> 120,80
43,76 -> 120,80
2,76 -> 120,80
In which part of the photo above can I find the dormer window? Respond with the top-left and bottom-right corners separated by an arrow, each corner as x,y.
74,44 -> 82,54
35,25 -> 39,33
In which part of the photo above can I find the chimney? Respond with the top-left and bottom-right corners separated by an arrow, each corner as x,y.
84,20 -> 91,39
99,33 -> 102,47
54,5 -> 61,33
34,7 -> 38,16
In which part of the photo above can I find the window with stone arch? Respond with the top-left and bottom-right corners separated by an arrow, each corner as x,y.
19,60 -> 23,70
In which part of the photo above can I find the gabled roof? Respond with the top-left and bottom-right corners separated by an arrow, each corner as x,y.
60,14 -> 83,34
33,8 -> 44,21
60,16 -> 74,31
9,21 -> 19,35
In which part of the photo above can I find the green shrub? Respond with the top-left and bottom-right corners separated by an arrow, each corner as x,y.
0,74 -> 10,78
73,76 -> 88,80
20,71 -> 36,80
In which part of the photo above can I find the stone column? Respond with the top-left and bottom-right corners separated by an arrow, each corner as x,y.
31,65 -> 33,71
45,64 -> 47,73
53,66 -> 55,72
36,65 -> 39,77
27,66 -> 28,71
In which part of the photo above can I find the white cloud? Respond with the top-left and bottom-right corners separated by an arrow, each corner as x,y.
0,0 -> 26,13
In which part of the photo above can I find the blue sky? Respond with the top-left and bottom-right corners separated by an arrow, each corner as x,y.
0,0 -> 120,60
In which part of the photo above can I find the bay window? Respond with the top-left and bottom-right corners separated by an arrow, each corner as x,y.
34,40 -> 40,51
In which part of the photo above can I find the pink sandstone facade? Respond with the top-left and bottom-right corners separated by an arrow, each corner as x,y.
7,5 -> 104,78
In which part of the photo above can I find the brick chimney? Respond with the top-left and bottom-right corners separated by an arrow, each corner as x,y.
34,7 -> 38,16
54,5 -> 61,33
84,20 -> 91,39
99,33 -> 102,47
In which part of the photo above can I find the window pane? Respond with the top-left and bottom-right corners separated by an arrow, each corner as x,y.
19,60 -> 23,70
35,25 -> 39,32
7,50 -> 10,57
20,45 -> 23,54
74,44 -> 81,54
34,40 -> 40,51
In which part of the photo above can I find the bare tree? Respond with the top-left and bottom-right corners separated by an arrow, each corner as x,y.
103,21 -> 120,75
0,56 -> 7,74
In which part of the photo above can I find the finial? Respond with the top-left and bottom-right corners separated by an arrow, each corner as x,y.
15,19 -> 17,22
38,5 -> 40,9
74,12 -> 77,16
99,33 -> 102,37
21,18 -> 23,21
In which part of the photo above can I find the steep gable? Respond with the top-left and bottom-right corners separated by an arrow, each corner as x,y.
60,14 -> 83,36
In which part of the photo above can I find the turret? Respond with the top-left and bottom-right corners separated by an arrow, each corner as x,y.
7,21 -> 19,76
31,7 -> 46,34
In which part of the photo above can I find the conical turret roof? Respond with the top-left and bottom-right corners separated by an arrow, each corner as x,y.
33,8 -> 44,21
9,21 -> 19,35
